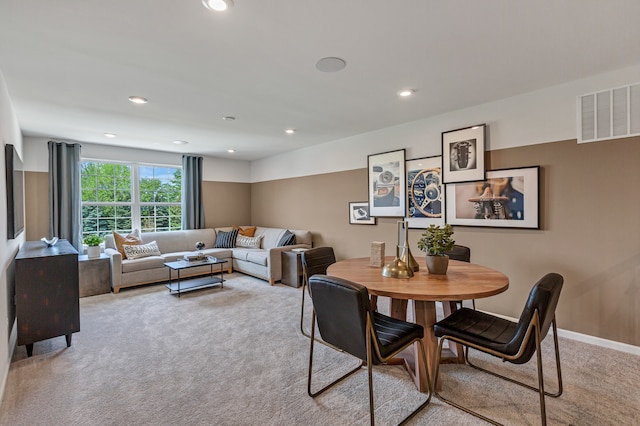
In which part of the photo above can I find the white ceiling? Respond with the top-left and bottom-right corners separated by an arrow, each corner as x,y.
1,0 -> 640,161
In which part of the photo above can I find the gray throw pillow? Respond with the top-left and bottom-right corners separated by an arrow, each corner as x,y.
214,229 -> 239,248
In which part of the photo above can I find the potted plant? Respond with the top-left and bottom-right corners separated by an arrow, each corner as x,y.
417,224 -> 455,274
84,234 -> 104,258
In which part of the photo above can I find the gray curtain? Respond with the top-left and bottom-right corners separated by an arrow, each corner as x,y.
48,141 -> 82,250
182,154 -> 205,229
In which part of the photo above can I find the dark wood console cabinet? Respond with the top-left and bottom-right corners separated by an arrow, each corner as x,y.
15,239 -> 80,356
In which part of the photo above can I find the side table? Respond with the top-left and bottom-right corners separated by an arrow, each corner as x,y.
281,250 -> 306,288
79,253 -> 111,297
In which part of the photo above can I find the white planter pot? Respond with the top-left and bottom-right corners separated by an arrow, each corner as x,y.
87,246 -> 101,258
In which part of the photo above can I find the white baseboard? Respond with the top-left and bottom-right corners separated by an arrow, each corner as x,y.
480,310 -> 640,356
556,328 -> 640,356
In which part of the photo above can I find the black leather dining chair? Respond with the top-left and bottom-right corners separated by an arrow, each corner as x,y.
432,272 -> 564,426
300,247 -> 336,338
307,275 -> 432,426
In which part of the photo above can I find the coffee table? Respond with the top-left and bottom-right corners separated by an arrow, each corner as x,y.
164,257 -> 228,297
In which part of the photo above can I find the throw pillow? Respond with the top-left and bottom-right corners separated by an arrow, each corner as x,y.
236,234 -> 263,249
113,229 -> 143,258
277,229 -> 296,247
214,229 -> 239,248
123,240 -> 161,260
233,225 -> 257,237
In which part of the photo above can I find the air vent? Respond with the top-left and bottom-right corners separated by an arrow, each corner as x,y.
578,83 -> 640,143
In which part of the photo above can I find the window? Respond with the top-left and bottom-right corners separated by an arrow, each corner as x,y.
81,161 -> 182,239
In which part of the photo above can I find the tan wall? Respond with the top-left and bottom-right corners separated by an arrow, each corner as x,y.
251,137 -> 640,346
23,138 -> 640,346
202,181 -> 251,228
24,176 -> 251,239
24,171 -> 48,241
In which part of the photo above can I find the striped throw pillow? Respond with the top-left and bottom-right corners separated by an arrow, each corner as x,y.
236,234 -> 263,249
277,230 -> 296,247
214,229 -> 239,248
123,241 -> 161,259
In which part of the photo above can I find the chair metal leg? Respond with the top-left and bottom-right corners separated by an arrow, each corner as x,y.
465,318 -> 563,398
307,310 -> 364,398
397,339 -> 433,426
300,280 -> 311,338
433,315 -> 558,426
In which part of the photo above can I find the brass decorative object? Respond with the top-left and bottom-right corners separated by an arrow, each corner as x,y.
399,220 -> 419,272
382,245 -> 414,278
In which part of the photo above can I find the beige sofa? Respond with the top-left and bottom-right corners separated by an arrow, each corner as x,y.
104,229 -> 232,293
215,226 -> 312,285
104,226 -> 312,293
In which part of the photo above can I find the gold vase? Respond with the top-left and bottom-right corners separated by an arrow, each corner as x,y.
382,245 -> 414,278
400,221 -> 419,272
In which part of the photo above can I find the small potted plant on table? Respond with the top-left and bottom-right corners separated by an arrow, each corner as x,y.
84,235 -> 103,259
417,224 -> 455,274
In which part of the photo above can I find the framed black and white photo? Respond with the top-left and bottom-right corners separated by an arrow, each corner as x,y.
406,156 -> 445,228
349,202 -> 376,225
442,124 -> 486,183
445,166 -> 540,229
367,149 -> 406,217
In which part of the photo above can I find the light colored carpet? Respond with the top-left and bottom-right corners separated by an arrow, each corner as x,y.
1,273 -> 638,425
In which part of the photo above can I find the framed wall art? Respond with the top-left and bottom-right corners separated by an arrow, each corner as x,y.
442,124 -> 486,183
445,166 -> 540,229
348,202 -> 376,225
367,149 -> 406,217
406,156 -> 445,228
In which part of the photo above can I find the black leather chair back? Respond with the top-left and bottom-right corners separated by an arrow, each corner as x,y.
302,247 -> 336,278
510,272 -> 564,364
445,245 -> 470,262
309,275 -> 373,362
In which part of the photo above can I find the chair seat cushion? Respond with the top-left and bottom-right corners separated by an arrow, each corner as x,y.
434,308 -> 519,356
373,312 -> 424,360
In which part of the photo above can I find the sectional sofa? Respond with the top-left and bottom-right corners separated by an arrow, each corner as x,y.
104,226 -> 312,293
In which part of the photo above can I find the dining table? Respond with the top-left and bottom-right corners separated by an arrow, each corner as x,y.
327,256 -> 509,392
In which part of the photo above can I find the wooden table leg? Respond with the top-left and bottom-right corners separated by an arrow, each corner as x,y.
412,300 -> 438,392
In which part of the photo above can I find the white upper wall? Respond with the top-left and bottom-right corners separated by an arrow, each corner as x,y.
250,63 -> 640,182
20,62 -> 640,184
23,138 -> 252,183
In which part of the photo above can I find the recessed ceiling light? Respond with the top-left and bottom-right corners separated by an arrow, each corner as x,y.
222,116 -> 236,121
227,149 -> 235,153
398,89 -> 415,97
104,133 -> 117,138
202,0 -> 233,11
128,96 -> 148,104
315,57 -> 347,73
285,128 -> 296,134
173,140 -> 188,145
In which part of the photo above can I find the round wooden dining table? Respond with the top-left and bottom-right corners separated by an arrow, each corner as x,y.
327,256 -> 509,392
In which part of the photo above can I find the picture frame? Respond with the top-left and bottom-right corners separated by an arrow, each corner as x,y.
348,202 -> 376,225
5,144 -> 25,239
445,166 -> 540,229
442,124 -> 486,183
367,149 -> 406,217
406,156 -> 445,228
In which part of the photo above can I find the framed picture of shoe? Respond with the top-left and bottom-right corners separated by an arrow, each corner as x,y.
348,202 -> 376,225
445,166 -> 540,229
442,124 -> 486,184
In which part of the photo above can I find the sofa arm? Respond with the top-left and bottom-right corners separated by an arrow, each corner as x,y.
266,244 -> 311,285
104,248 -> 123,293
